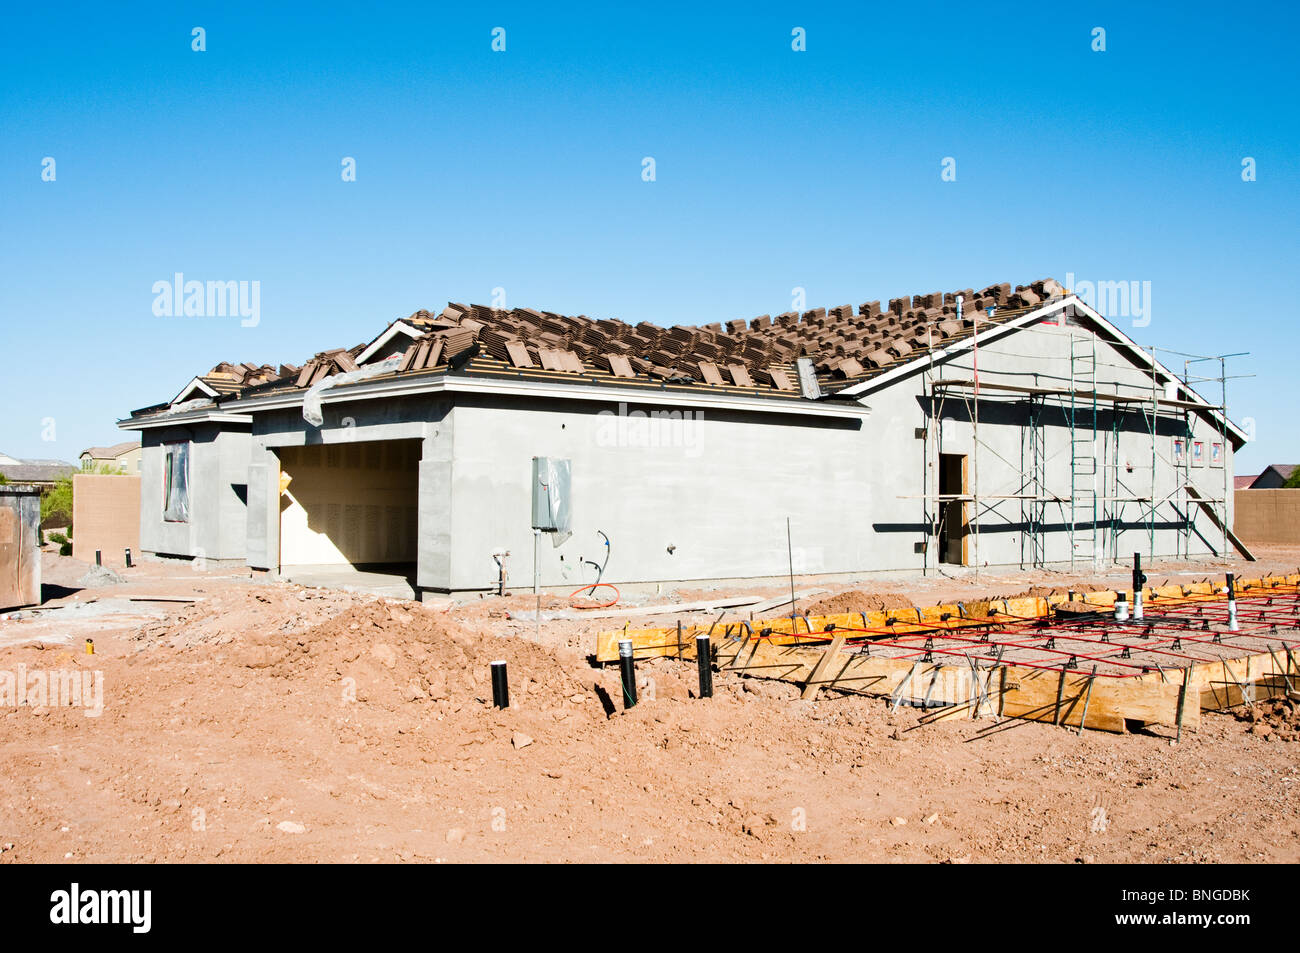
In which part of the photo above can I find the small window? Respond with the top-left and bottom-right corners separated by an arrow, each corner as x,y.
163,442 -> 190,522
1192,441 -> 1204,467
1211,442 -> 1223,467
1173,438 -> 1185,465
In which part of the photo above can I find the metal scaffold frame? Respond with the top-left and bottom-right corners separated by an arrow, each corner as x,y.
917,321 -> 1247,573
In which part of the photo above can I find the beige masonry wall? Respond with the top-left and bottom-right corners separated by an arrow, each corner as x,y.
72,474 -> 141,566
1234,489 -> 1300,546
278,440 -> 420,566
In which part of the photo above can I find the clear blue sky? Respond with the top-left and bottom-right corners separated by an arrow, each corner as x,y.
2,1 -> 1295,472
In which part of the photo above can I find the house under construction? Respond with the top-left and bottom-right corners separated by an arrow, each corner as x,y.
118,278 -> 1247,599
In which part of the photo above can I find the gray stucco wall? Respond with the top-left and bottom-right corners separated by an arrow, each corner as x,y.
444,395 -> 870,593
139,424 -> 250,562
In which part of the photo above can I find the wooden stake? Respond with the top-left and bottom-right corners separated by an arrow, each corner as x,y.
1175,666 -> 1190,743
1077,665 -> 1098,735
801,635 -> 845,700
892,662 -> 920,712
1269,646 -> 1292,694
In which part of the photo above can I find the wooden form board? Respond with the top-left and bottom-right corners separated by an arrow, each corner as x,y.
611,620 -> 1294,736
593,574 -> 1300,663
701,636 -> 1194,733
594,596 -> 1051,663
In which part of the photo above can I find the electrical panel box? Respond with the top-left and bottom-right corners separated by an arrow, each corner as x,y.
531,457 -> 572,532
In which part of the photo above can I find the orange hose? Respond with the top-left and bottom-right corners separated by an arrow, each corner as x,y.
570,583 -> 619,610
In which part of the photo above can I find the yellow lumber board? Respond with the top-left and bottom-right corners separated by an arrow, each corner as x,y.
1193,652 -> 1289,710
801,635 -> 845,700
593,596 -> 1049,662
594,624 -> 703,662
996,666 -> 1188,732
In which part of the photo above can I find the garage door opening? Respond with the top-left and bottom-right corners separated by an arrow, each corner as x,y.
277,440 -> 421,593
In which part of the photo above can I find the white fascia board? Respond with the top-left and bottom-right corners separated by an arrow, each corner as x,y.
836,297 -> 1073,398
171,376 -> 220,405
118,411 -> 253,431
355,321 -> 422,365
223,373 -> 872,421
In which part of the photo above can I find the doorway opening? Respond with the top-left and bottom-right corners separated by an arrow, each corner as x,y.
938,453 -> 967,566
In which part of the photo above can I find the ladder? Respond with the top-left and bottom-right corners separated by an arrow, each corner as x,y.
1069,333 -> 1099,569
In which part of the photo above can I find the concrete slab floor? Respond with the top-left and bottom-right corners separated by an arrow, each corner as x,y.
280,564 -> 417,600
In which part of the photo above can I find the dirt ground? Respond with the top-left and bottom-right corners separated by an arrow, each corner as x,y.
2,548 -> 1298,864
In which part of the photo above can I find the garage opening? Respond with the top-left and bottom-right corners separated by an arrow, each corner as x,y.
277,439 -> 421,593
938,453 -> 967,566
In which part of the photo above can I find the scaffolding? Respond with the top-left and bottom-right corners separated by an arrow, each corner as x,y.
918,322 -> 1247,574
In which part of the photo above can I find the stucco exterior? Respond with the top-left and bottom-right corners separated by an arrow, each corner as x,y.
138,423 -> 251,564
121,297 -> 1245,595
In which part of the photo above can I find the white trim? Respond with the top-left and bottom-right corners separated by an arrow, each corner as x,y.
171,376 -> 219,405
355,321 -> 422,365
119,412 -> 253,431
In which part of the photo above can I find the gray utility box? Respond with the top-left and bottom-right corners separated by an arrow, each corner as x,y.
0,484 -> 42,610
531,457 -> 572,532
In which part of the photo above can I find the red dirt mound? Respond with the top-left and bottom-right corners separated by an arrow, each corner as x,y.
804,591 -> 915,616
1235,699 -> 1300,742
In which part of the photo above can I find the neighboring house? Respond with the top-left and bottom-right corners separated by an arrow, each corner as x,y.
0,458 -> 77,488
118,278 -> 1247,597
1234,474 -> 1257,490
1244,465 -> 1297,489
80,440 -> 143,474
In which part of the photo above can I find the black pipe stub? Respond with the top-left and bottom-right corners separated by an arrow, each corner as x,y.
124,548 -> 133,569
618,639 -> 637,708
95,550 -> 102,567
490,660 -> 509,709
694,634 -> 713,699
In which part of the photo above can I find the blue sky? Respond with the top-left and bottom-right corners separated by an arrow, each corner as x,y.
1,1 -> 1296,471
